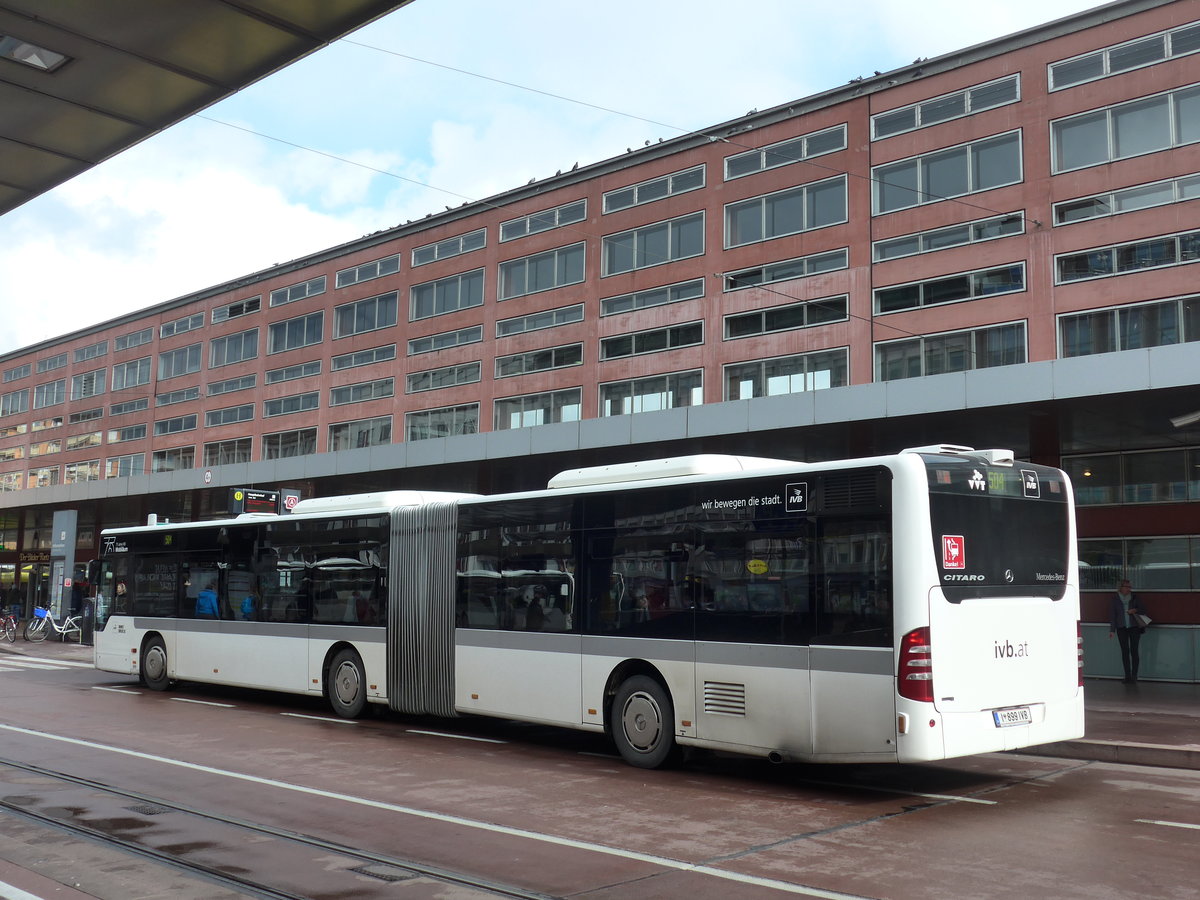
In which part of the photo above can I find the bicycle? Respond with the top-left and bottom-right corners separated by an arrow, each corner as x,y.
2,611 -> 16,643
23,606 -> 82,643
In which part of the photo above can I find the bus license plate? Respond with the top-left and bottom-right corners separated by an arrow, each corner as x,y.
993,707 -> 1032,727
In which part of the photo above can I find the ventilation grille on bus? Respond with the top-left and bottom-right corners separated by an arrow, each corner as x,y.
704,681 -> 747,717
822,472 -> 879,509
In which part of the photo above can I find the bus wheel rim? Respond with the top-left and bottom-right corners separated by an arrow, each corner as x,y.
145,646 -> 166,680
621,692 -> 662,752
334,661 -> 361,705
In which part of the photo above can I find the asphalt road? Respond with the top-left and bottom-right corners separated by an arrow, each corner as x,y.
0,648 -> 1197,900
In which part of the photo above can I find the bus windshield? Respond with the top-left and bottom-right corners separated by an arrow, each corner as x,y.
924,455 -> 1071,601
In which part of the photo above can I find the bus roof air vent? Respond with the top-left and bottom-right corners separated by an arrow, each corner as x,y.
901,444 -> 975,456
290,490 -> 479,515
900,444 -> 1015,465
547,454 -> 797,490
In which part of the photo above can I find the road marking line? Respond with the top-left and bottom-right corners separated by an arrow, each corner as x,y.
1137,818 -> 1200,831
0,723 -> 874,899
0,661 -> 63,670
92,686 -> 141,695
280,713 -> 357,724
170,697 -> 236,708
794,776 -> 997,805
0,656 -> 94,669
407,729 -> 506,744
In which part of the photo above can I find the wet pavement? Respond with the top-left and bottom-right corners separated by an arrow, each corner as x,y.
4,637 -> 1198,770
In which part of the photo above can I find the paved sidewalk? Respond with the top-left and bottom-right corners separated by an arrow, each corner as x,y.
3,640 -> 1197,769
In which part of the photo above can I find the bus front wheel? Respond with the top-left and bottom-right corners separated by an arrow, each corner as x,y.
612,675 -> 679,769
141,637 -> 171,691
329,649 -> 367,718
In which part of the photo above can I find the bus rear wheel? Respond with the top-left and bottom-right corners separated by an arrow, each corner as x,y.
612,675 -> 679,769
329,649 -> 367,718
141,637 -> 171,691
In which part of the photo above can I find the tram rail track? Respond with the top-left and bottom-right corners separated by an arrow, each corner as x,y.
0,756 -> 556,900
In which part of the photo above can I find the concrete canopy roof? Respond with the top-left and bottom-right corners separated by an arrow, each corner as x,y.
0,0 -> 412,217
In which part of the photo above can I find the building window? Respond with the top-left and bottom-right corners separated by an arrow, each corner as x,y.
726,177 -> 846,248
112,357 -> 151,391
1059,295 -> 1200,357
724,295 -> 848,339
335,292 -> 397,338
500,243 -> 585,299
265,360 -> 321,384
1052,84 -> 1200,173
601,278 -> 704,317
329,416 -> 392,451
205,404 -> 254,427
872,75 -> 1020,139
1056,230 -> 1200,283
725,349 -> 849,399
411,269 -> 485,320
212,296 -> 260,323
601,322 -> 702,360
263,392 -> 319,418
331,377 -> 394,406
725,124 -> 846,180
110,398 -> 149,416
875,322 -> 1026,381
33,379 -> 65,409
501,199 -> 586,242
115,327 -> 153,351
208,374 -> 256,396
724,249 -> 848,291
27,466 -> 59,488
0,446 -> 22,462
158,344 -> 201,380
209,328 -> 258,368
68,408 -> 102,424
873,213 -> 1024,262
406,404 -> 478,441
601,371 -> 701,416
268,312 -> 324,353
64,461 -> 101,484
31,417 -> 62,432
1049,21 -> 1200,91
1064,448 -> 1200,506
1054,173 -> 1200,226
3,363 -> 30,382
270,275 -> 326,307
873,131 -> 1021,214
496,343 -> 583,378
333,345 -> 398,370
1078,536 -> 1200,591
36,353 -> 67,373
29,439 -> 60,457
874,263 -> 1025,314
406,362 -> 480,394
335,253 -> 399,289
107,424 -> 147,443
104,453 -> 144,478
204,438 -> 252,466
160,313 -> 204,339
604,166 -> 705,214
151,446 -> 194,473
154,414 -> 197,436
413,228 -> 486,266
494,388 -> 582,430
604,212 -> 703,275
156,387 -> 199,406
74,340 -> 108,363
262,428 -> 317,459
1,390 -> 28,417
408,327 -> 481,356
0,472 -> 20,492
65,432 -> 101,452
496,304 -> 583,337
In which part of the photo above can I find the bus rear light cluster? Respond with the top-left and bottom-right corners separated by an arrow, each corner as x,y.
1077,622 -> 1085,687
898,627 -> 934,703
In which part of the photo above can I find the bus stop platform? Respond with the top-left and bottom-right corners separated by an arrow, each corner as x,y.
3,640 -> 1198,770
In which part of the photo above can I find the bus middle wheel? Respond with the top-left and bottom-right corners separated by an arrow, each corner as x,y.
329,648 -> 367,718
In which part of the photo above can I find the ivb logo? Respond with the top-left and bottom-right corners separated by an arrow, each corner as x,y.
942,535 -> 965,570
785,482 -> 808,513
1020,469 -> 1040,498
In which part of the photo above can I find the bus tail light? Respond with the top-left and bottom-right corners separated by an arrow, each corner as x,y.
898,627 -> 934,703
1077,622 -> 1084,687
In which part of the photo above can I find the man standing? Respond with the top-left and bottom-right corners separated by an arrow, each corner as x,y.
1108,578 -> 1145,683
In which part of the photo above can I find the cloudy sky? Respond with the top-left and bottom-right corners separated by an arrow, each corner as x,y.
0,0 -> 1101,356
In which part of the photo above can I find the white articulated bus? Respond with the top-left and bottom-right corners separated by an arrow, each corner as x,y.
92,445 -> 1084,768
